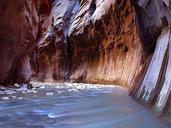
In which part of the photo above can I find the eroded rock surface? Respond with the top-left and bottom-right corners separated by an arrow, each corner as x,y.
131,0 -> 171,126
0,0 -> 51,85
1,0 -> 171,126
31,0 -> 143,87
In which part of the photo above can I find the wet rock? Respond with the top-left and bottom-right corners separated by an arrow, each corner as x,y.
29,82 -> 42,89
18,97 -> 23,100
13,83 -> 20,88
16,84 -> 28,91
46,92 -> 54,96
0,86 -> 6,91
135,27 -> 170,104
130,1 -> 171,125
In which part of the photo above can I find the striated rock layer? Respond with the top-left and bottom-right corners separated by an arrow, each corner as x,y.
67,0 -> 143,86
131,0 -> 171,126
0,0 -> 53,85
0,0 -> 144,87
2,0 -> 171,126
30,0 -> 171,126
31,0 -> 144,87
0,0 -> 39,85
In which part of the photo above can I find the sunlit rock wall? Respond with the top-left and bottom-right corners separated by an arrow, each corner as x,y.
2,0 -> 171,126
31,0 -> 144,86
67,0 -> 143,86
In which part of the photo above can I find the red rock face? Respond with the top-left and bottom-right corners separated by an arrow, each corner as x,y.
0,0 -> 51,85
31,0 -> 76,81
0,0 -> 144,86
31,0 -> 144,86
68,0 -> 143,86
2,0 -> 171,125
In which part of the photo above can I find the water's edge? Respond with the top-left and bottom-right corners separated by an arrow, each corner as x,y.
0,82 -> 168,128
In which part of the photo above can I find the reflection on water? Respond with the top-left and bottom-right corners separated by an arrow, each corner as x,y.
0,82 -> 168,128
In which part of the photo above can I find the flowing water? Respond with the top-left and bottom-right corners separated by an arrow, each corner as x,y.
0,82 -> 168,128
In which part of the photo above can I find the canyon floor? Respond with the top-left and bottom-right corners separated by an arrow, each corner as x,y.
0,82 -> 168,128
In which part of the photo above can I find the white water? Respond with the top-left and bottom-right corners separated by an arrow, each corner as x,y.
0,82 -> 168,128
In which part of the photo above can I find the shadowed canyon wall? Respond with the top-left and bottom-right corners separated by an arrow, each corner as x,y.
1,0 -> 171,126
131,0 -> 171,126
0,0 -> 39,85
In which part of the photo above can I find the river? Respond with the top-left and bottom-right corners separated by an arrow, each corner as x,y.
0,82 -> 168,128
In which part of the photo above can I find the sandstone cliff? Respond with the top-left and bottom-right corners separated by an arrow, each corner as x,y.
0,0 -> 39,85
131,0 -> 171,125
31,0 -> 143,87
1,0 -> 171,126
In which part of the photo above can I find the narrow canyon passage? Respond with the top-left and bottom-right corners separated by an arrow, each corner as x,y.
1,0 -> 171,127
0,83 -> 167,128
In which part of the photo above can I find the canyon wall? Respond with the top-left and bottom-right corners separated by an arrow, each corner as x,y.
131,0 -> 171,126
31,0 -> 144,86
1,0 -> 171,126
0,0 -> 38,85
0,0 -> 145,87
0,0 -> 51,85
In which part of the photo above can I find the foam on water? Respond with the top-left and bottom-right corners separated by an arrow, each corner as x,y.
0,82 -> 168,128
30,81 -> 125,93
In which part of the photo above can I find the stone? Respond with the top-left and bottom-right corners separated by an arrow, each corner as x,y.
154,30 -> 171,114
163,0 -> 171,8
1,0 -> 171,126
31,0 -> 143,87
0,0 -> 51,85
136,27 -> 170,103
18,97 -> 23,100
13,83 -> 20,88
46,92 -> 54,96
